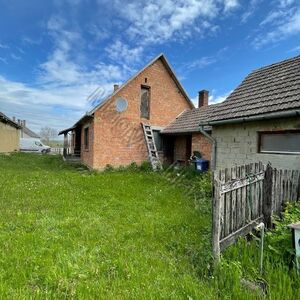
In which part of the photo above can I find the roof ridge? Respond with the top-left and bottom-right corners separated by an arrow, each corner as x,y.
88,53 -> 193,115
250,55 -> 300,74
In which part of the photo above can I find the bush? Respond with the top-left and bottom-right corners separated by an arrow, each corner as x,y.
266,202 -> 300,264
104,164 -> 114,172
128,162 -> 139,171
140,161 -> 152,172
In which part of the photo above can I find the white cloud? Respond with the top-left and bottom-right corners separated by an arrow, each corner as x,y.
0,57 -> 7,64
252,0 -> 300,48
241,0 -> 260,23
11,53 -> 21,61
253,8 -> 300,48
105,40 -> 143,65
289,45 -> 300,52
0,42 -> 9,49
185,56 -> 217,71
0,15 -> 134,133
0,75 -> 115,133
278,0 -> 294,8
209,90 -> 231,104
0,0 -> 242,132
223,0 -> 239,13
112,0 -> 239,45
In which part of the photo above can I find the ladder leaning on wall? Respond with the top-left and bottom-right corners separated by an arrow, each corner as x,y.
141,123 -> 162,171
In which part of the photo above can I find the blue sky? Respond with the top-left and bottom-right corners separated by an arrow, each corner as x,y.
0,0 -> 300,134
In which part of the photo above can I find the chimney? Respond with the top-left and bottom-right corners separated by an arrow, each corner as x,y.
17,119 -> 21,125
113,84 -> 119,92
12,116 -> 16,122
23,120 -> 26,127
198,90 -> 209,108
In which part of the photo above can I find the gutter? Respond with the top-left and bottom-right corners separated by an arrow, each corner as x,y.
198,125 -> 217,171
199,109 -> 300,126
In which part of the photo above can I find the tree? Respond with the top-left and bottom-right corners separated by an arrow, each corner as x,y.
39,127 -> 57,145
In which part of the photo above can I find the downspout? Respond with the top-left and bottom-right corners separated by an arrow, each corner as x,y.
198,125 -> 217,171
199,125 -> 218,262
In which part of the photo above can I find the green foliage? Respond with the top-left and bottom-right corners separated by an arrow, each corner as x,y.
139,161 -> 152,172
213,202 -> 300,299
266,202 -> 300,263
104,161 -> 153,173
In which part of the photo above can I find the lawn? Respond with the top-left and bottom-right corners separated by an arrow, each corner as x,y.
0,153 -> 213,299
2,153 -> 298,299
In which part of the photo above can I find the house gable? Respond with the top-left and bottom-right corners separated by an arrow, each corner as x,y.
90,55 -> 194,168
90,53 -> 194,116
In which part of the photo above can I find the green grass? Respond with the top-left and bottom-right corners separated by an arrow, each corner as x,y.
1,153 -> 298,299
0,153 -> 213,299
214,202 -> 300,300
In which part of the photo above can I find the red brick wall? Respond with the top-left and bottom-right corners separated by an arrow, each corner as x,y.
88,58 -> 192,169
192,133 -> 212,161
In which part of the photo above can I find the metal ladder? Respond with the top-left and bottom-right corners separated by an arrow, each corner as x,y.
141,123 -> 162,171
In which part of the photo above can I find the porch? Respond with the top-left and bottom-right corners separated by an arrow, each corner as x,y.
159,133 -> 193,166
58,125 -> 82,161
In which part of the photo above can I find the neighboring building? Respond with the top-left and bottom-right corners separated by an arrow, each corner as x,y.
12,118 -> 40,139
0,112 -> 21,153
199,55 -> 300,170
59,53 -> 213,169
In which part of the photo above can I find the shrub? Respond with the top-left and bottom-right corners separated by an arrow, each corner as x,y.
104,164 -> 114,172
139,161 -> 152,172
127,162 -> 139,171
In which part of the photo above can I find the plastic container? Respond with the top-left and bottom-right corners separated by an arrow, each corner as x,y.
192,158 -> 209,172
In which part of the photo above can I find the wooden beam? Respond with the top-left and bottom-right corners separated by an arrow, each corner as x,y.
220,216 -> 263,251
220,172 -> 265,194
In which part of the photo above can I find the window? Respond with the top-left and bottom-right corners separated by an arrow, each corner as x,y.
115,97 -> 128,112
140,86 -> 150,119
153,130 -> 163,151
35,141 -> 43,147
84,127 -> 89,150
258,130 -> 300,154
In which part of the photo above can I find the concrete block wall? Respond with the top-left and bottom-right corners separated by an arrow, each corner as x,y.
213,117 -> 300,170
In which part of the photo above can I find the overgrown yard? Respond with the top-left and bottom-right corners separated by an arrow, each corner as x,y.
1,153 -> 299,299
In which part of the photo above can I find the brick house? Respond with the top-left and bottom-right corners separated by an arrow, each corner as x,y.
198,55 -> 300,170
59,54 -> 213,169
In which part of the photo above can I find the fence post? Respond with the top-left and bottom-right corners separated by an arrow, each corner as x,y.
263,164 -> 273,228
212,171 -> 221,262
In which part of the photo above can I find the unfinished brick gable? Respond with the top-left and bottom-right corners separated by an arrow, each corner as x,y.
88,57 -> 192,169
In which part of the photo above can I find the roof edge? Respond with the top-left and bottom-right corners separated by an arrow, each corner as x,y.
199,109 -> 300,126
89,53 -> 194,115
0,112 -> 21,129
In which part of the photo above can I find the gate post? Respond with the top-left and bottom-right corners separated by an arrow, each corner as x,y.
212,170 -> 221,262
263,164 -> 273,228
